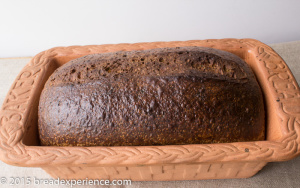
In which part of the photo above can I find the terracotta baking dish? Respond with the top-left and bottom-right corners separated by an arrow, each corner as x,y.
0,39 -> 299,181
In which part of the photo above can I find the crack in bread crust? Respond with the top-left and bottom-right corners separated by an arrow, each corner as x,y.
46,47 -> 249,87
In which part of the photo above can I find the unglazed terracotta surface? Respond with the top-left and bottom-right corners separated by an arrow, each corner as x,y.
0,39 -> 299,181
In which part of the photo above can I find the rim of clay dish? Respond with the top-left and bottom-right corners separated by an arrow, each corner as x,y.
0,39 -> 299,167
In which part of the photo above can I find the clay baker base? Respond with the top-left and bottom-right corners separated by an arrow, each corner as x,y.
43,162 -> 267,181
0,39 -> 299,185
0,41 -> 299,187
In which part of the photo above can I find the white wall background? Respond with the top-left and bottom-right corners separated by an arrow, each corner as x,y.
1,0 -> 300,58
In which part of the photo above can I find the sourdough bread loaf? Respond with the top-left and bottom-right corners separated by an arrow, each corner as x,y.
38,47 -> 265,146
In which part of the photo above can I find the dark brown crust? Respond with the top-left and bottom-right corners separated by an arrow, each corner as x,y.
38,47 -> 265,146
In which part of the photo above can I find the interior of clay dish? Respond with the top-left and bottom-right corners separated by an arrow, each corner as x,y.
19,40 -> 284,146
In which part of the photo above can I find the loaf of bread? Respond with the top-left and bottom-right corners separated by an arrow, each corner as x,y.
38,46 -> 265,146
